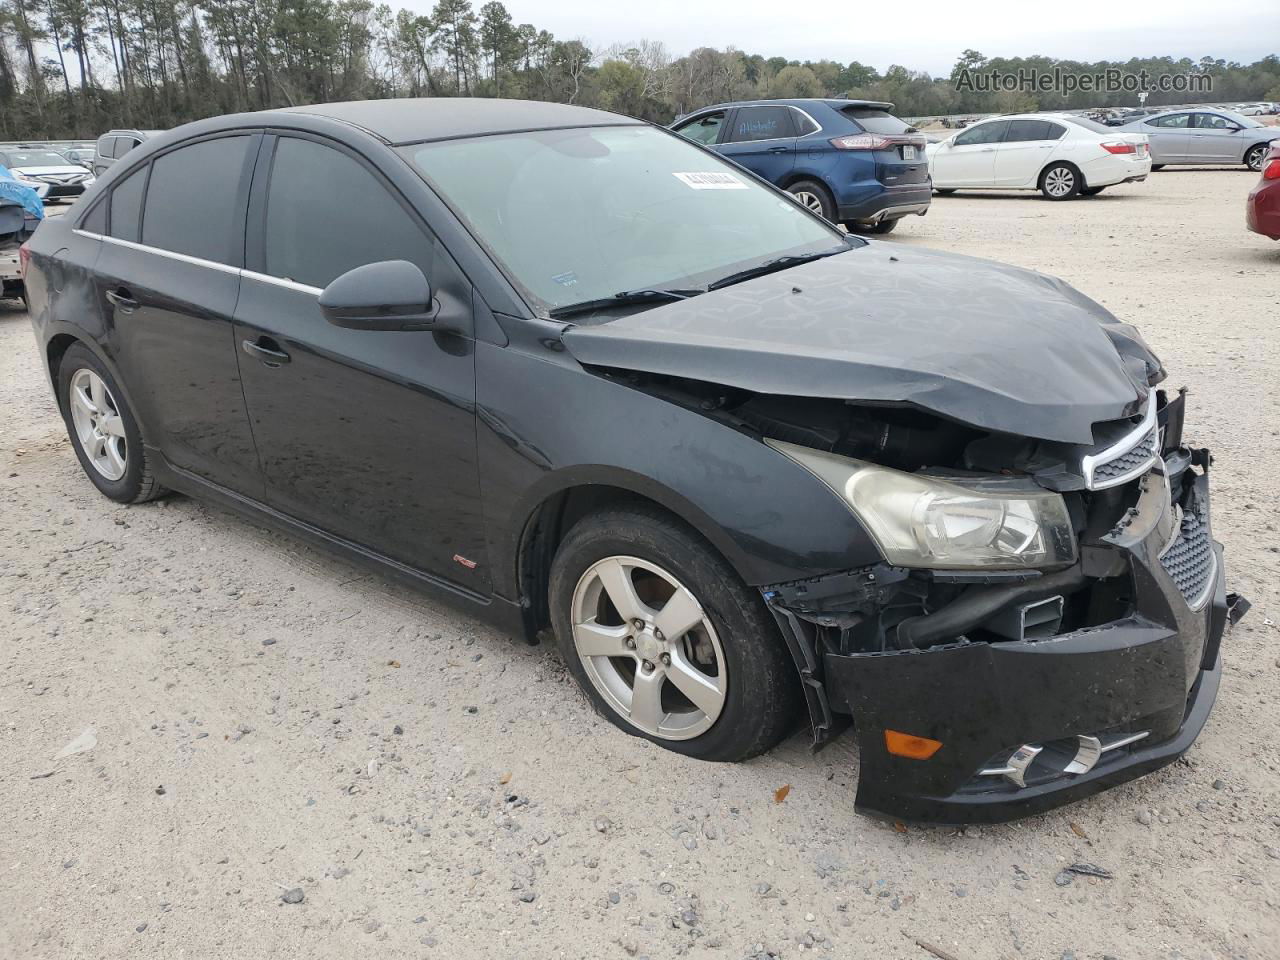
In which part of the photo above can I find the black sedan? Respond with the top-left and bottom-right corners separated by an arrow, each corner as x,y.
22,99 -> 1247,822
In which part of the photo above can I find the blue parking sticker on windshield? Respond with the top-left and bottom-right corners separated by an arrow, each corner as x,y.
673,171 -> 747,190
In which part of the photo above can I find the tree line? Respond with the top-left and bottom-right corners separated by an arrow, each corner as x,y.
0,0 -> 1277,141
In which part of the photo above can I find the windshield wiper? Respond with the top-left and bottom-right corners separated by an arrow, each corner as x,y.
548,288 -> 700,319
707,247 -> 849,292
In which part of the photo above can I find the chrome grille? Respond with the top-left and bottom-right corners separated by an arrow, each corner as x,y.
1160,495 -> 1214,609
1090,427 -> 1157,486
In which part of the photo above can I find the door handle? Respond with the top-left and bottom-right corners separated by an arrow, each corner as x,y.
105,288 -> 138,312
767,146 -> 790,153
242,337 -> 291,367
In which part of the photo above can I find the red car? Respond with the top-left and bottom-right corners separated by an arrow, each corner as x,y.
1247,142 -> 1280,240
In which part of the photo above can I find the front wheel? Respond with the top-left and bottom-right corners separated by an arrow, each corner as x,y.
549,507 -> 800,762
1040,163 -> 1081,200
1245,144 -> 1268,172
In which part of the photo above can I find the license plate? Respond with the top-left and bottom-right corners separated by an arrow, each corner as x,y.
902,145 -> 917,160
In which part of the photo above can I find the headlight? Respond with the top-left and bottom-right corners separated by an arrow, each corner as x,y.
767,439 -> 1077,569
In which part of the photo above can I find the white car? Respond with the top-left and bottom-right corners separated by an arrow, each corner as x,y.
0,148 -> 94,202
926,114 -> 1151,200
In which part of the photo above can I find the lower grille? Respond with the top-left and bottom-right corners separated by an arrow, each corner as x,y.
1161,495 -> 1214,609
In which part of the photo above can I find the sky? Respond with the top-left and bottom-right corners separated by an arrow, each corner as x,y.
405,0 -> 1280,75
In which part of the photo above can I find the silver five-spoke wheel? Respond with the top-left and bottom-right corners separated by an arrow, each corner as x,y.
68,368 -> 127,481
792,190 -> 825,213
570,556 -> 727,740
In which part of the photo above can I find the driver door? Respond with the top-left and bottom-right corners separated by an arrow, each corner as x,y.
931,120 -> 1009,187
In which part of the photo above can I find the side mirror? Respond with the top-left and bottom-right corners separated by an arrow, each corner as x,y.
319,260 -> 435,332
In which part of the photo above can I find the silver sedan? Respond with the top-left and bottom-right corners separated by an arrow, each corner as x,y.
1114,108 -> 1279,171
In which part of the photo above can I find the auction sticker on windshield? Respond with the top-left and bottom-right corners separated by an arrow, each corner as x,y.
673,171 -> 748,190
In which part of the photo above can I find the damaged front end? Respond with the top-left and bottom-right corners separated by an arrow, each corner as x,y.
761,388 -> 1249,823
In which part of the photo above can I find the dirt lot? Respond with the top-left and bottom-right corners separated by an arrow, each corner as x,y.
2,169 -> 1277,960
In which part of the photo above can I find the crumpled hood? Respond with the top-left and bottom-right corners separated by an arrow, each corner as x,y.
561,243 -> 1162,444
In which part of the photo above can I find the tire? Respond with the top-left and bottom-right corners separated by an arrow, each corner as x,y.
1039,162 -> 1081,200
1151,164 -> 1165,171
862,217 -> 900,234
786,179 -> 836,222
1081,186 -> 1106,196
934,188 -> 957,195
1245,144 -> 1268,172
549,506 -> 801,762
57,342 -> 165,504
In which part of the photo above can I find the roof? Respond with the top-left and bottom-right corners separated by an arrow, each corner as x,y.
274,98 -> 639,145
696,98 -> 895,112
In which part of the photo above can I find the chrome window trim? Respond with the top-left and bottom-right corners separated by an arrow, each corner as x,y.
241,269 -> 322,297
74,230 -> 242,276
1080,389 -> 1159,490
722,105 -> 824,147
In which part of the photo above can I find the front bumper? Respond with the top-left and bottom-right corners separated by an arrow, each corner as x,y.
767,448 -> 1245,824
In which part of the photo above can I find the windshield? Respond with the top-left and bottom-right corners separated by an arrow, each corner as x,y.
2,151 -> 73,166
400,125 -> 842,311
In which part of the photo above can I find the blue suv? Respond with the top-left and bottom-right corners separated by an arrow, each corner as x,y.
671,99 -> 930,234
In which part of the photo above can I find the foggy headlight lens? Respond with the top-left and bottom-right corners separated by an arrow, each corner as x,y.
768,439 -> 1076,569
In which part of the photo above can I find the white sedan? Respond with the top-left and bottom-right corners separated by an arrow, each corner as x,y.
926,114 -> 1151,200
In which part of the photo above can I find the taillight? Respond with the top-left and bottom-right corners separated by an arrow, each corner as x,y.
1264,159 -> 1280,180
1101,142 -> 1137,155
18,242 -> 30,278
830,134 -> 893,151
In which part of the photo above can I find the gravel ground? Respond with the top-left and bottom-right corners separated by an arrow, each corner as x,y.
2,169 -> 1277,960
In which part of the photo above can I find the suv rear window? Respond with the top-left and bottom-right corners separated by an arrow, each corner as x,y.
840,107 -> 914,135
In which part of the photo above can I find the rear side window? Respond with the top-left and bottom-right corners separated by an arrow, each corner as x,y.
675,112 -> 726,146
729,106 -> 795,143
80,199 -> 106,234
109,166 -> 147,242
840,107 -> 914,135
1004,120 -> 1063,142
262,137 -> 432,290
113,138 -> 140,159
954,120 -> 1010,146
142,136 -> 250,265
792,110 -> 820,135
96,135 -> 116,158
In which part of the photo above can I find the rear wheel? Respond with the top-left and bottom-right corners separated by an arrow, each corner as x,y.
934,187 -> 957,195
1040,163 -> 1081,200
549,507 -> 800,762
1081,186 -> 1106,196
856,217 -> 899,234
57,343 -> 165,504
786,179 -> 836,222
1245,144 -> 1268,172
1151,164 -> 1165,171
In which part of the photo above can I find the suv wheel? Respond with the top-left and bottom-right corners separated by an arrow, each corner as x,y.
58,343 -> 165,504
549,507 -> 800,761
848,217 -> 899,235
1040,163 -> 1081,200
786,180 -> 835,222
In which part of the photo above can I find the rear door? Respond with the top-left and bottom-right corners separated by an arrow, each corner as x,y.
1142,113 -> 1191,163
717,105 -> 798,184
234,133 -> 488,588
993,119 -> 1064,186
92,134 -> 263,494
931,119 -> 1008,186
1188,112 -> 1241,162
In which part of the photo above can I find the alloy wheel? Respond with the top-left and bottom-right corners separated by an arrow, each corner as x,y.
1044,167 -> 1075,197
1246,145 -> 1266,171
68,368 -> 128,481
792,190 -> 825,214
570,556 -> 727,740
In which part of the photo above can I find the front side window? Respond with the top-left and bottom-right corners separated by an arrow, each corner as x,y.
400,125 -> 842,311
109,166 -> 147,242
142,136 -> 249,265
1193,113 -> 1232,130
1147,114 -> 1189,129
954,120 -> 1010,146
728,106 -> 795,143
675,112 -> 726,146
262,136 -> 433,290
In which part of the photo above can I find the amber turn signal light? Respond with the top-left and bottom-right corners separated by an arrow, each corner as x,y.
884,729 -> 943,760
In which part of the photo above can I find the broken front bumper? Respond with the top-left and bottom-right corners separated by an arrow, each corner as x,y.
768,450 -> 1246,824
